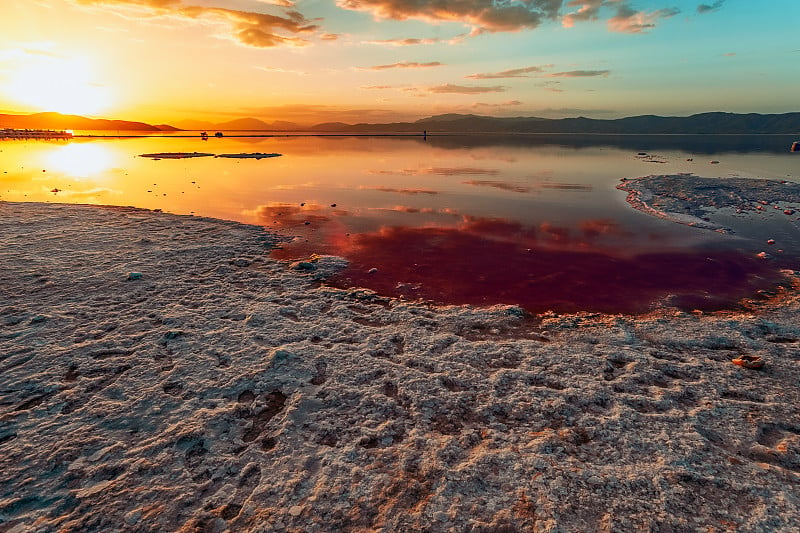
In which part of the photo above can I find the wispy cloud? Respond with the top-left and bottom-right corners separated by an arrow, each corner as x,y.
363,33 -> 469,46
563,1 -> 680,33
336,0 -> 562,34
179,6 -> 318,47
466,65 -> 609,81
562,0 -> 605,27
471,100 -> 523,109
237,103 -> 418,124
546,70 -> 610,78
697,1 -> 725,14
360,61 -> 444,70
428,84 -> 505,94
253,0 -> 297,7
67,0 -> 318,47
0,43 -> 64,62
608,5 -> 680,33
365,37 -> 440,46
21,47 -> 65,59
466,65 -> 552,80
255,66 -> 307,74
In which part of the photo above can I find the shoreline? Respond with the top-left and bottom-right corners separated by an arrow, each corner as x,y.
2,201 -> 800,531
617,173 -> 800,234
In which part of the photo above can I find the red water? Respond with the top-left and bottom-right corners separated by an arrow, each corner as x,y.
271,217 -> 789,314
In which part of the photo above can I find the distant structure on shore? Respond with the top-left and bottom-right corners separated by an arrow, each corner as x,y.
0,128 -> 73,139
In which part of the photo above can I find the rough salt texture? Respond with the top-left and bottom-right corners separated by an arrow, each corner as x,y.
2,201 -> 800,533
617,173 -> 800,232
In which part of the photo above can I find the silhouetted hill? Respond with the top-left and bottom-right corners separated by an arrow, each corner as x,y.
309,122 -> 353,132
308,112 -> 800,134
271,120 -> 301,130
0,112 -> 170,131
215,117 -> 272,130
174,119 -> 217,130
174,117 -> 301,131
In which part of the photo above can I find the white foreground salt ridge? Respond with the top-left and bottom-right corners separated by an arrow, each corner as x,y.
2,201 -> 800,532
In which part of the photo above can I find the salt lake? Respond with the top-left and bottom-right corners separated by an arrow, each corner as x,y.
2,133 -> 798,313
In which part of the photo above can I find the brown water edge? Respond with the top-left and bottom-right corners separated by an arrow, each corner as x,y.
272,224 -> 795,315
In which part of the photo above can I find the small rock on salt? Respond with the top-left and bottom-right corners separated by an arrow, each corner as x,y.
291,261 -> 316,271
588,476 -> 604,486
124,510 -> 142,526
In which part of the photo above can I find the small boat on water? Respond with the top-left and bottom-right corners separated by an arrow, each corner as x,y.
1,128 -> 73,139
792,141 -> 800,152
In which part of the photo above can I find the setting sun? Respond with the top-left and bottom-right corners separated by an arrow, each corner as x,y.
7,54 -> 112,116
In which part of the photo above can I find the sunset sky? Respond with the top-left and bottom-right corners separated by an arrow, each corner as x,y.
0,0 -> 797,125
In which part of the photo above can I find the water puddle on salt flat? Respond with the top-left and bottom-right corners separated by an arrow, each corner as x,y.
274,214 -> 793,314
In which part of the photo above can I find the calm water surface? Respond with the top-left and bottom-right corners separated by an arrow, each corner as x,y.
2,133 -> 798,313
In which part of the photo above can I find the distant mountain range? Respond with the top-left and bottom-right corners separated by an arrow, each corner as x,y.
0,112 -> 178,131
2,111 -> 799,134
310,112 -> 800,134
174,117 -> 300,131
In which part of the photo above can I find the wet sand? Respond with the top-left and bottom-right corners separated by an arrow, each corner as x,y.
2,201 -> 800,532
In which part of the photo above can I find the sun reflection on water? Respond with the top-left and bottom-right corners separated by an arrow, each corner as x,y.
45,142 -> 118,178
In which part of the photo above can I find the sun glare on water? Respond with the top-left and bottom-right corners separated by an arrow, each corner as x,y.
45,143 -> 117,178
8,55 -> 113,116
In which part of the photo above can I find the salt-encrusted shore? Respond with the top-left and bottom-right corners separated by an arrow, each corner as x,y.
617,173 -> 800,233
2,201 -> 800,532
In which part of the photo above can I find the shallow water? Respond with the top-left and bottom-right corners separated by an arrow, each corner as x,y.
2,133 -> 799,312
